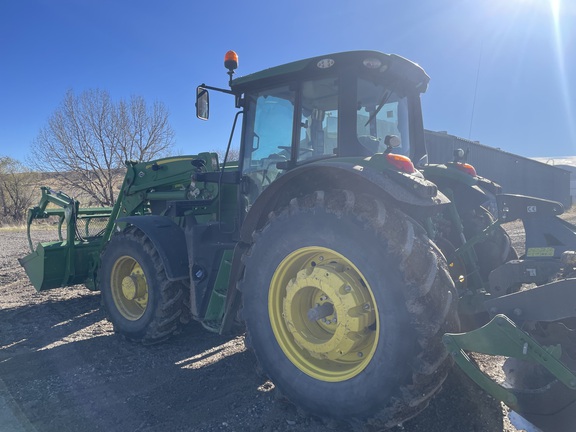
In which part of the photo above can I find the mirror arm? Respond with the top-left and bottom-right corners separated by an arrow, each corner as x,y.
198,84 -> 243,109
199,83 -> 236,95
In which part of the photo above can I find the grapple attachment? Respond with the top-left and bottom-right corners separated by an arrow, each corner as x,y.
18,187 -> 112,291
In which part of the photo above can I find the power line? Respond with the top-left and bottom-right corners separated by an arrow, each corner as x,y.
468,40 -> 484,140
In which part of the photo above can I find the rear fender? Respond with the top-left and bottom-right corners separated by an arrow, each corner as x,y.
423,163 -> 488,210
239,161 -> 448,244
116,216 -> 189,281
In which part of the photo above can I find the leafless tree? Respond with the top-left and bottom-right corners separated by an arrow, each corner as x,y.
213,147 -> 240,164
29,89 -> 174,206
0,156 -> 38,224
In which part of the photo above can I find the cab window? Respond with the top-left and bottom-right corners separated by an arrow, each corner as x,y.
356,78 -> 410,156
297,78 -> 339,162
242,86 -> 295,196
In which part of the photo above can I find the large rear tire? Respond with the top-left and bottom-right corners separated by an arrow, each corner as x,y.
99,227 -> 185,344
462,206 -> 518,286
239,190 -> 459,428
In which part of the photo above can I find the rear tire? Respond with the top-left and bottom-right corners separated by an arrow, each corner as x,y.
462,206 -> 518,288
99,227 -> 185,344
239,190 -> 459,428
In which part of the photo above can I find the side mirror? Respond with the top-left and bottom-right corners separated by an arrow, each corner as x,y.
196,86 -> 209,120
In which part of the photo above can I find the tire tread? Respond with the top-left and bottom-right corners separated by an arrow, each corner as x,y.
239,189 -> 459,430
100,227 -> 186,344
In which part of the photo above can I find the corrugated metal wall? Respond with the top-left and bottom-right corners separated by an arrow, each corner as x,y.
424,130 -> 572,208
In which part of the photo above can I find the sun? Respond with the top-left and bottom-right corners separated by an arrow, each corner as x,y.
551,0 -> 561,21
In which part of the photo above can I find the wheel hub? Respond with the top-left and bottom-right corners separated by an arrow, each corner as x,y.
121,274 -> 146,300
283,265 -> 375,361
269,247 -> 379,382
111,256 -> 149,320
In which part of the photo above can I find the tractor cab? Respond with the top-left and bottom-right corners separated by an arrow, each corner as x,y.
197,51 -> 431,207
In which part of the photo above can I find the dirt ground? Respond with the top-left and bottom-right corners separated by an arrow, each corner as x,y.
0,225 -> 529,432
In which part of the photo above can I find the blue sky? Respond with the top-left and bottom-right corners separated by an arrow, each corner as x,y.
1,0 -> 575,164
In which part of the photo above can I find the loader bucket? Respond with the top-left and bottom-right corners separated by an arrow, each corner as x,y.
19,240 -> 102,291
19,187 -> 114,292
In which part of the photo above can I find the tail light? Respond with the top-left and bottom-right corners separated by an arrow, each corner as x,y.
386,154 -> 415,174
455,162 -> 477,177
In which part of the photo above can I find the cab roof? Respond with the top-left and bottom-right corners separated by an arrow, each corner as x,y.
230,50 -> 430,94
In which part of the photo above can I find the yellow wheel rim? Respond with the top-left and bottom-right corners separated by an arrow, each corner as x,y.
269,247 -> 379,382
110,256 -> 149,321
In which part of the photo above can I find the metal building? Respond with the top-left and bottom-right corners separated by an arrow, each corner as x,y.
532,156 -> 576,205
424,130 -> 572,208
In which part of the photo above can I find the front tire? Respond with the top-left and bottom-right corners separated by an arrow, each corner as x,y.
239,190 -> 459,428
99,227 -> 185,344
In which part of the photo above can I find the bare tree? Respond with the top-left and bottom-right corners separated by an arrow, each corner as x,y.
0,156 -> 38,224
213,147 -> 240,164
29,89 -> 174,206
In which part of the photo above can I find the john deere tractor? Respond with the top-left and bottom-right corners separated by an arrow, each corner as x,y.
20,50 -> 576,431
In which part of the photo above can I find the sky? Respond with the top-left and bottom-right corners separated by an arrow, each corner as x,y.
1,0 -> 575,165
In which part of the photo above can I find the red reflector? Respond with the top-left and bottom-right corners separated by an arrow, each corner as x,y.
455,163 -> 477,177
386,154 -> 415,173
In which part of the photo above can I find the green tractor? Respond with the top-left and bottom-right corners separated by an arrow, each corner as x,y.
20,50 -> 576,431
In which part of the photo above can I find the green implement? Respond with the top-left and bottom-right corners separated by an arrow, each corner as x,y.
19,187 -> 112,291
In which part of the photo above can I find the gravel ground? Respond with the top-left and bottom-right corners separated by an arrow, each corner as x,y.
0,225 -> 529,432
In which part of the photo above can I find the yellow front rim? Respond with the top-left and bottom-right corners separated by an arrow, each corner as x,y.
269,247 -> 379,382
110,256 -> 149,321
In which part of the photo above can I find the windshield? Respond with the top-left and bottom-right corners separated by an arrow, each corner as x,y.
356,78 -> 410,156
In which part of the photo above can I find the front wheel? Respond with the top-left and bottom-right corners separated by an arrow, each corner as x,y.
239,190 -> 459,428
99,227 -> 185,344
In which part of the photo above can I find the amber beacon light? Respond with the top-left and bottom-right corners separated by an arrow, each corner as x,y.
224,50 -> 238,84
224,50 -> 238,70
